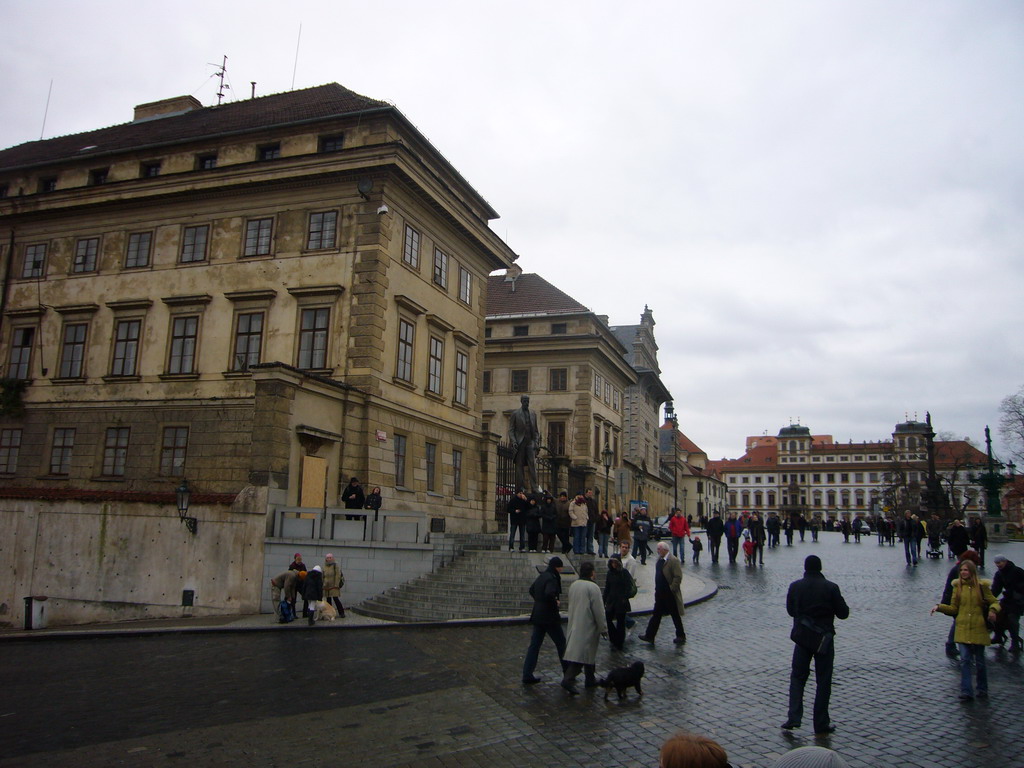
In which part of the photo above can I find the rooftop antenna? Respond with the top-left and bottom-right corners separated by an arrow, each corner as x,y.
39,78 -> 54,140
250,81 -> 257,99
214,55 -> 229,105
291,24 -> 302,90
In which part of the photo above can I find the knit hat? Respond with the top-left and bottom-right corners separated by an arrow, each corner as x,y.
771,746 -> 850,768
994,554 -> 1008,564
548,556 -> 564,568
804,555 -> 823,573
312,565 -> 322,573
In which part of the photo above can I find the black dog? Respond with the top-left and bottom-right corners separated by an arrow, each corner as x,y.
597,661 -> 645,701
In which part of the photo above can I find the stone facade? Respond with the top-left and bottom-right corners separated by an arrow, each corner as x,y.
0,84 -> 516,625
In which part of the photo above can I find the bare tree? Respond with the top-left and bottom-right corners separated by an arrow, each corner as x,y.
999,385 -> 1024,465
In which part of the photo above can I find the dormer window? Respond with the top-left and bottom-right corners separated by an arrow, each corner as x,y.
140,161 -> 162,178
196,153 -> 217,170
258,143 -> 281,161
88,168 -> 109,186
318,134 -> 344,153
39,176 -> 57,193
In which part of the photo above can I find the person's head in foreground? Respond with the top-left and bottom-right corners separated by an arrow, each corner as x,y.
659,732 -> 729,768
770,745 -> 850,768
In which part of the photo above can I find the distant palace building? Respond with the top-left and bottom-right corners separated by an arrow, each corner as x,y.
708,419 -> 989,521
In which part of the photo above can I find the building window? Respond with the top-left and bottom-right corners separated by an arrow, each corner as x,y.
72,238 -> 100,273
396,319 -> 414,382
549,368 -> 567,391
513,325 -> 529,337
39,176 -> 57,193
551,323 -> 567,335
452,449 -> 463,496
232,312 -> 264,371
307,211 -> 337,250
458,266 -> 472,305
160,426 -> 189,476
22,244 -> 46,278
454,351 -> 468,406
594,425 -> 601,461
297,308 -> 329,369
102,427 -> 130,476
58,323 -> 88,378
243,218 -> 273,257
433,248 -> 448,289
594,373 -> 602,398
394,434 -> 407,487
8,327 -> 35,379
258,143 -> 281,161
50,428 -> 75,475
319,134 -> 344,152
168,316 -> 199,374
88,168 -> 109,186
402,225 -> 420,268
180,225 -> 209,263
197,153 -> 217,170
547,421 -> 566,456
125,232 -> 152,268
510,369 -> 529,393
428,337 -> 443,394
140,161 -> 162,178
426,442 -> 437,492
0,428 -> 22,473
111,319 -> 141,376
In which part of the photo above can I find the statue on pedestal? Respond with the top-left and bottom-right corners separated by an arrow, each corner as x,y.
508,395 -> 541,493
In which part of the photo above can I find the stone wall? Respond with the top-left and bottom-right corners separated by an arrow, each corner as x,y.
0,489 -> 267,628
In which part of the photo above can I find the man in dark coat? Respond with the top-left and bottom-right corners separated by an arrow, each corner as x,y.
507,491 -> 530,552
991,554 -> 1024,653
584,489 -> 599,556
724,512 -> 743,564
970,517 -> 988,568
706,511 -> 725,564
748,512 -> 766,565
303,565 -> 324,626
946,518 -> 970,559
342,477 -> 365,509
522,557 -> 566,684
782,555 -> 850,735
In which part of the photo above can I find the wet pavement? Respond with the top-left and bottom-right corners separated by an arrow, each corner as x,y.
1,534 -> 1021,768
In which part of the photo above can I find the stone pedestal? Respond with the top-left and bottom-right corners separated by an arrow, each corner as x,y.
983,513 -> 1009,544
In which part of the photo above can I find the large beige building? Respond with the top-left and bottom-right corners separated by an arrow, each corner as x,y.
709,419 -> 988,522
0,84 -> 516,625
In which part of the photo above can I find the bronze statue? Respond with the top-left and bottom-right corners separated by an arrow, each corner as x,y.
508,395 -> 541,493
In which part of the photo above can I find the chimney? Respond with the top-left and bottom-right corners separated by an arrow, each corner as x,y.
133,96 -> 203,122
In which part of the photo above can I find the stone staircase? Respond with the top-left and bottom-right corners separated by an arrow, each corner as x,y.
353,539 -> 611,623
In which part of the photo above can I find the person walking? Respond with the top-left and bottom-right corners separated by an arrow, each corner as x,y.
603,555 -> 634,651
613,511 -> 632,552
560,561 -> 606,694
901,512 -> 920,566
632,508 -> 653,565
706,511 -> 724,564
569,494 -> 589,555
618,539 -> 639,631
322,553 -> 345,618
596,509 -> 613,557
668,508 -> 690,561
783,515 -> 795,546
584,489 -> 599,556
766,512 -> 781,548
782,555 -> 850,735
748,512 -> 766,565
724,512 -> 743,564
522,557 -> 566,684
809,515 -> 820,543
990,554 -> 1024,653
932,559 -> 1000,700
638,541 -> 686,645
946,517 -> 970,560
970,517 -> 988,568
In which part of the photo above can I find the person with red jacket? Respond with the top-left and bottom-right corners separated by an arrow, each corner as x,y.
668,508 -> 691,562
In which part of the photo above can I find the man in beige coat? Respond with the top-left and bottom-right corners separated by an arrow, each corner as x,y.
560,561 -> 607,694
639,541 -> 686,645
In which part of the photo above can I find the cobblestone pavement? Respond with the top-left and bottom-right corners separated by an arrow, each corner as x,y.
1,535 -> 1022,768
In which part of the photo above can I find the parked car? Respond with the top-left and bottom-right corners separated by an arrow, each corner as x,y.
651,516 -> 672,540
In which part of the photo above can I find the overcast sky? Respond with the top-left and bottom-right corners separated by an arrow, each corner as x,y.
3,1 -> 1021,461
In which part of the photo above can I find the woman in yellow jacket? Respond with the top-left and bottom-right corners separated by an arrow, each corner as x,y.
932,559 -> 1000,700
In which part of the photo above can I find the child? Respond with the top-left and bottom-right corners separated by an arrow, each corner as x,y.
690,535 -> 703,565
742,531 -> 755,566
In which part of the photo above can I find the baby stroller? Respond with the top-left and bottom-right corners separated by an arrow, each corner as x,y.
926,531 -> 944,559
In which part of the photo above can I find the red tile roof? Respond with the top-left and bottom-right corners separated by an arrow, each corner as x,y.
486,273 -> 590,317
0,83 -> 389,170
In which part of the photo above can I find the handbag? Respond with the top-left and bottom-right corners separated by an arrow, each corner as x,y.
791,617 -> 833,655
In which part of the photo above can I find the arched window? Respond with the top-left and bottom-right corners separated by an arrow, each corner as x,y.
789,440 -> 798,452
813,491 -> 822,507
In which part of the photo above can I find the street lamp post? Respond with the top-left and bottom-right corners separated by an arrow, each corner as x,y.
682,487 -> 688,521
602,443 -> 614,513
176,479 -> 198,535
968,425 -> 1016,543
